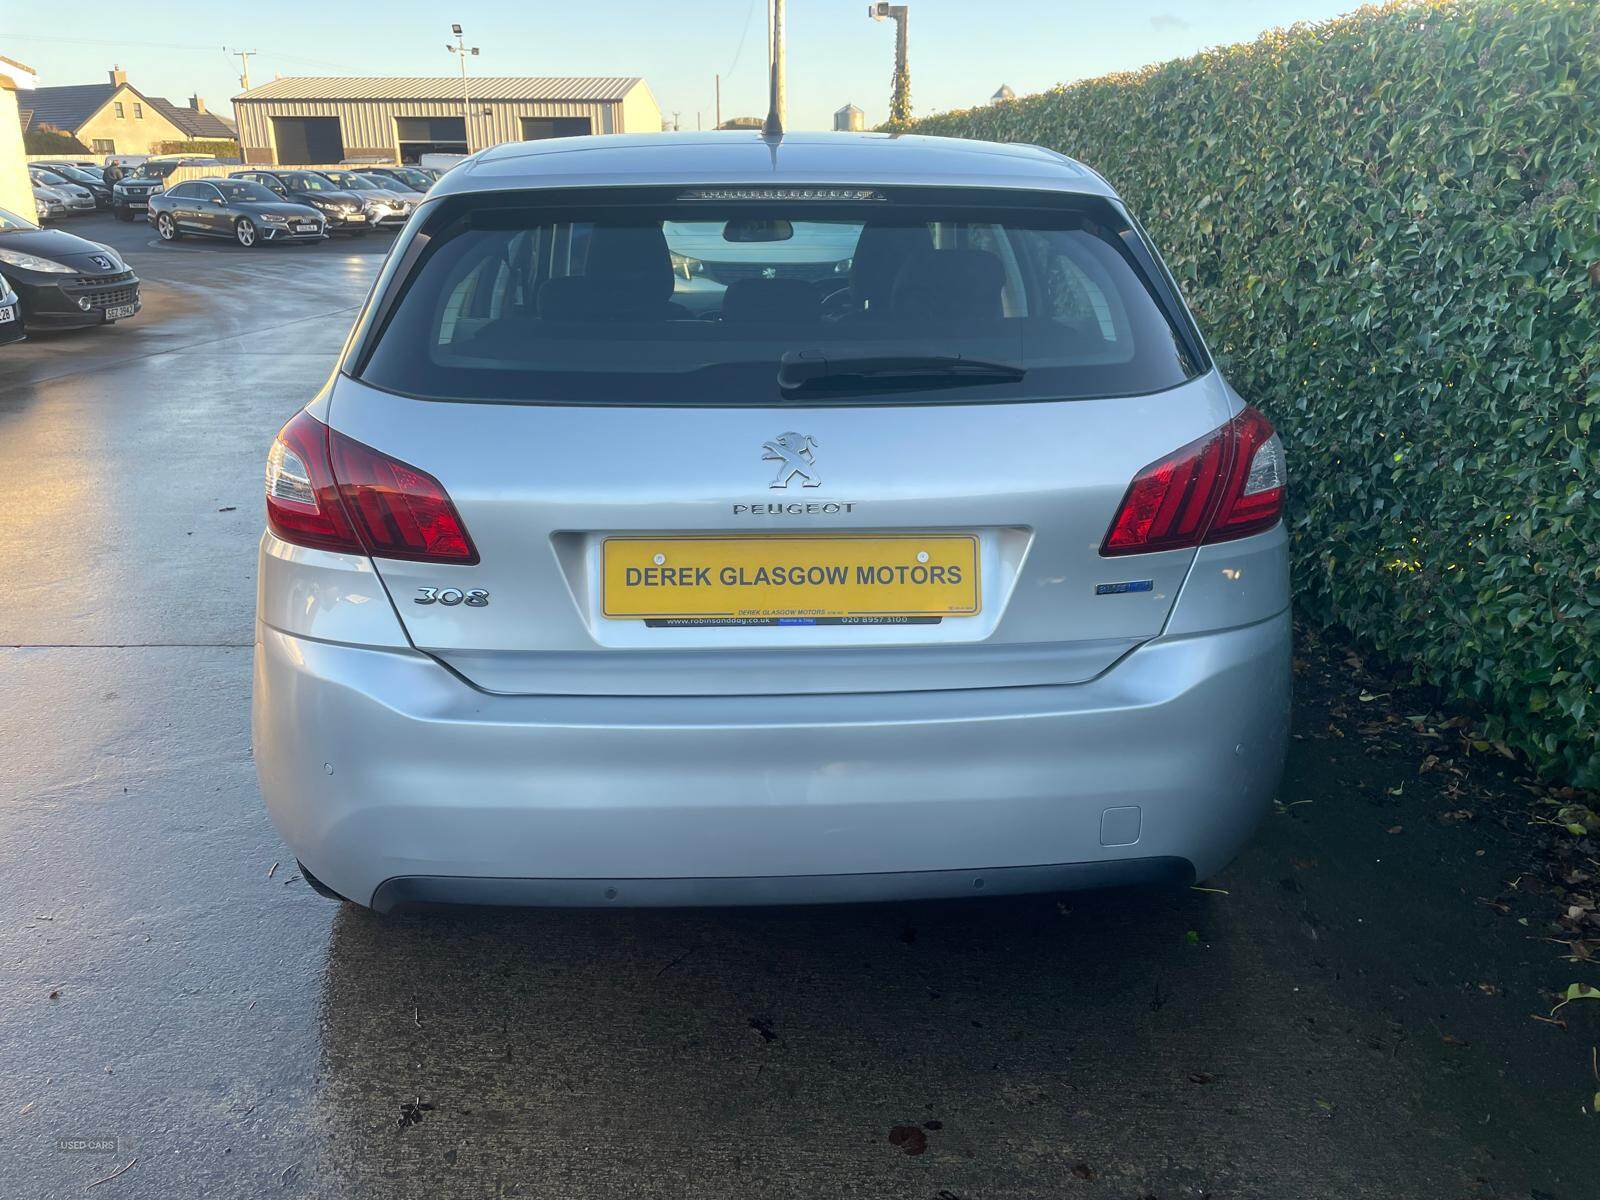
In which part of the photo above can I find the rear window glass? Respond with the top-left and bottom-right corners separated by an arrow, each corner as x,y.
358,189 -> 1203,405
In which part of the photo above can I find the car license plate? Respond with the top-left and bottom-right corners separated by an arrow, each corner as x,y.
0,305 -> 13,323
104,303 -> 136,320
602,534 -> 980,620
293,222 -> 317,233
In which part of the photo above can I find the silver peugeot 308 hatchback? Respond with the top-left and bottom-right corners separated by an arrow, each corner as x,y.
253,131 -> 1290,911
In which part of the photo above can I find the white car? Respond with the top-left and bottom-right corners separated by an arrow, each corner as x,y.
253,132 -> 1291,912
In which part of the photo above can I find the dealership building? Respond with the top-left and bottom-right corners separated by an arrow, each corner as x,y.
232,76 -> 661,165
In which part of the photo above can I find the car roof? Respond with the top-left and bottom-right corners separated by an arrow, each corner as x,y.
434,131 -> 1119,200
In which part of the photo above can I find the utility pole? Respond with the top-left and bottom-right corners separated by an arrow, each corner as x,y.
715,73 -> 721,130
769,0 -> 787,128
226,47 -> 258,91
446,23 -> 480,149
868,3 -> 910,126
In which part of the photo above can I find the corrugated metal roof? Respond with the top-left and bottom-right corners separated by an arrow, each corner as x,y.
235,76 -> 643,103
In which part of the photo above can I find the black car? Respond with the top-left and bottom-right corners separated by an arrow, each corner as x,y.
0,271 -> 24,346
147,178 -> 328,247
0,205 -> 140,330
32,164 -> 112,210
234,170 -> 371,235
111,162 -> 175,221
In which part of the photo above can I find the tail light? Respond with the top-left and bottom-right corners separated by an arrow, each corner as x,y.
1101,405 -> 1285,556
265,410 -> 478,564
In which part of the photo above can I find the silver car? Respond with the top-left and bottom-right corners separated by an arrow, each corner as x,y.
253,132 -> 1291,912
30,168 -> 96,214
316,169 -> 415,229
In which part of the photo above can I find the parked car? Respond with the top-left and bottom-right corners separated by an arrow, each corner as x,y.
29,167 -> 97,214
32,180 -> 74,222
0,205 -> 139,329
147,177 -> 327,247
0,272 -> 24,346
110,156 -> 227,218
363,166 -> 438,193
234,170 -> 371,235
357,172 -> 426,204
253,132 -> 1291,912
31,163 -> 112,209
418,152 -> 466,173
314,169 -> 416,228
111,163 -> 170,221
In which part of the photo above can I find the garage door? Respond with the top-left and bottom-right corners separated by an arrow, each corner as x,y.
396,117 -> 468,164
272,117 -> 343,165
520,117 -> 591,140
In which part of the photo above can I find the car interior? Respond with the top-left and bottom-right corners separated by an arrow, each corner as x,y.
359,204 -> 1205,404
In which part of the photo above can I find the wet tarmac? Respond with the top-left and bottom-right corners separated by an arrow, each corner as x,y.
0,214 -> 1592,1199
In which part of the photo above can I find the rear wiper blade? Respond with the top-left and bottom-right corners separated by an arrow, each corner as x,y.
777,351 -> 1026,396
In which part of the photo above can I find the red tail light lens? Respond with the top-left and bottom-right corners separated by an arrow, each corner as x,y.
265,411 -> 478,564
1101,405 -> 1285,556
264,411 -> 359,553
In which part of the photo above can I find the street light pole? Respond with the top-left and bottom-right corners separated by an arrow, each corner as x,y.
446,24 -> 480,150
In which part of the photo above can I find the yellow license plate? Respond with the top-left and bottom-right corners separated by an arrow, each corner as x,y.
602,535 -> 981,620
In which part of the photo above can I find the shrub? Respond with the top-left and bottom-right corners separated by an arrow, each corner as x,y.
905,0 -> 1600,784
155,140 -> 239,158
23,124 -> 87,154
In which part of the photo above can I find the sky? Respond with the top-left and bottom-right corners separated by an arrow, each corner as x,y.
3,0 -> 1364,132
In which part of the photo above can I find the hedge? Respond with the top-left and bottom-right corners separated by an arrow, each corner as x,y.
904,0 -> 1600,785
155,140 -> 240,158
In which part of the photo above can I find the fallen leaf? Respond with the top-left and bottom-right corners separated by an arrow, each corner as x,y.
1071,1162 -> 1095,1180
1387,825 -> 1404,834
887,1125 -> 927,1156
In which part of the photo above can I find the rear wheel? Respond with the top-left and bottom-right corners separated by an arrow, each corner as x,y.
235,217 -> 258,248
155,212 -> 179,241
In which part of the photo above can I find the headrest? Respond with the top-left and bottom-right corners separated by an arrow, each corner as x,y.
720,277 -> 819,324
535,223 -> 676,320
583,223 -> 674,304
850,222 -> 934,311
890,249 -> 1006,320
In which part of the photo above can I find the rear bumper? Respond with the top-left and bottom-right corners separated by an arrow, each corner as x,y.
253,609 -> 1291,910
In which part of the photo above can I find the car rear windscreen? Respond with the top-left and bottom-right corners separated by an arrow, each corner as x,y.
357,188 -> 1205,405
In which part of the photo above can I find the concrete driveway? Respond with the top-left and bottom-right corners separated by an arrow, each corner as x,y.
0,214 -> 1591,1200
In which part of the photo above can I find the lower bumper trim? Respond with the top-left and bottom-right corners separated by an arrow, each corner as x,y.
369,857 -> 1196,913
